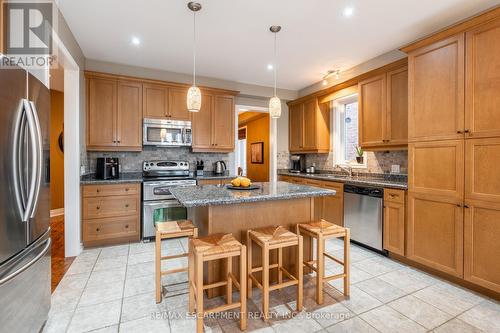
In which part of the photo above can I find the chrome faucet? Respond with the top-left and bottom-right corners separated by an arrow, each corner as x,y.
336,165 -> 353,177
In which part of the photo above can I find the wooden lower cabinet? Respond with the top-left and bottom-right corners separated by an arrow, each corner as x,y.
407,192 -> 464,277
464,199 -> 500,293
383,189 -> 406,256
82,183 -> 141,247
319,182 -> 344,226
197,178 -> 231,186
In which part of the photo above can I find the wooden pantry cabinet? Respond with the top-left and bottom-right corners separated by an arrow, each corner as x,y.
358,66 -> 408,150
86,76 -> 142,151
288,98 -> 330,153
192,94 -> 235,152
82,183 -> 141,247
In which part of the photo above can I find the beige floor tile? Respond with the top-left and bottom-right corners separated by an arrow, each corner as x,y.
412,284 -> 483,316
50,288 -> 83,314
66,300 -> 121,333
360,305 -> 426,333
93,255 -> 128,272
121,291 -> 161,323
353,256 -> 405,277
388,295 -> 453,329
355,277 -> 408,303
98,244 -> 130,258
78,280 -> 124,307
378,268 -> 434,293
126,261 -> 156,279
335,286 -> 382,315
325,316 -> 379,333
129,241 -> 155,255
124,274 -> 156,297
119,315 -> 170,333
168,312 -> 197,332
90,325 -> 119,333
458,300 -> 500,333
87,266 -> 126,287
432,318 -> 483,333
56,272 -> 89,291
127,251 -> 155,266
65,259 -> 95,276
42,310 -> 73,333
272,312 -> 323,333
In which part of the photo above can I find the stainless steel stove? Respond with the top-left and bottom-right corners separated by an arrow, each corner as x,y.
142,160 -> 196,240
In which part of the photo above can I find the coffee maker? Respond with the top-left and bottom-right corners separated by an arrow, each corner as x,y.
290,155 -> 305,173
96,157 -> 120,180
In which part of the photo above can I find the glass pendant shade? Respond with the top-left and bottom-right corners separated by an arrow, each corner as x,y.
187,85 -> 201,112
269,95 -> 281,118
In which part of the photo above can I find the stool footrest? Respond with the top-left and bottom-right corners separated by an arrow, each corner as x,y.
269,279 -> 297,291
161,253 -> 188,261
279,266 -> 295,281
205,302 -> 242,315
203,280 -> 228,290
323,273 -> 346,282
229,272 -> 241,290
249,273 -> 263,290
251,263 -> 278,273
304,260 -> 317,272
324,252 -> 344,265
161,267 -> 188,275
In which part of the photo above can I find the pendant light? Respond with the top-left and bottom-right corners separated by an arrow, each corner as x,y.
187,2 -> 202,112
269,25 -> 282,119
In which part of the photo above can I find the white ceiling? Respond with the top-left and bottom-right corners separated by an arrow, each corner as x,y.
57,0 -> 498,91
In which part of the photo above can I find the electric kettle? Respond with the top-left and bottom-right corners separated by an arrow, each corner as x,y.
214,161 -> 227,174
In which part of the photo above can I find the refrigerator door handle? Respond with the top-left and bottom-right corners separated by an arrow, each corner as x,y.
12,100 -> 27,219
28,101 -> 43,219
22,99 -> 39,223
0,237 -> 51,287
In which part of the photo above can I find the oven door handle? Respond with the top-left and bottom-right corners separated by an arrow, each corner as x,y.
143,200 -> 184,209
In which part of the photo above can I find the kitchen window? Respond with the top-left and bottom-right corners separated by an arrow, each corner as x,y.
333,93 -> 367,168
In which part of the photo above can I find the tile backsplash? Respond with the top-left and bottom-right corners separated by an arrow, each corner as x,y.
304,150 -> 408,174
84,147 -> 231,174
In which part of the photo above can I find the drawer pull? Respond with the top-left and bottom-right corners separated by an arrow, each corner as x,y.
125,188 -> 129,192
125,204 -> 129,208
96,189 -> 100,193
390,194 -> 397,198
125,225 -> 129,229
96,228 -> 100,232
96,206 -> 100,210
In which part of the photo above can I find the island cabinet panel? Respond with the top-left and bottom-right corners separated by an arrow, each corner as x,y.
319,181 -> 344,226
465,17 -> 500,139
87,77 -> 117,149
383,189 -> 406,256
197,178 -> 231,186
358,66 -> 408,150
117,81 -> 142,149
408,140 -> 464,200
82,183 -> 141,247
407,192 -> 464,277
464,199 -> 500,293
408,34 -> 465,142
192,93 -> 235,152
143,84 -> 168,119
465,138 -> 500,203
168,88 -> 190,121
288,98 -> 330,153
359,74 -> 386,147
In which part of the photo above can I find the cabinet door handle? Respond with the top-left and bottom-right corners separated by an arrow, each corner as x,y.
125,204 -> 129,208
464,205 -> 470,208
125,188 -> 129,192
96,206 -> 100,210
456,204 -> 462,207
125,224 -> 129,229
457,130 -> 463,134
96,228 -> 100,232
96,189 -> 100,193
464,129 -> 470,134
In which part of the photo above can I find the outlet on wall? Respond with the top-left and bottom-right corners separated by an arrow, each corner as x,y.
391,164 -> 400,174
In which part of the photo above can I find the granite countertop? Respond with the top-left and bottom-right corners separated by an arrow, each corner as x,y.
195,171 -> 236,180
80,172 -> 143,185
278,171 -> 408,190
169,181 -> 336,207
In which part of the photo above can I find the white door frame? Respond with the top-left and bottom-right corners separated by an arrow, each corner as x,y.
52,33 -> 82,257
234,105 -> 277,182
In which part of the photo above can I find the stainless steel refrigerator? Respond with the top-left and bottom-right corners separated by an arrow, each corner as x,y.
0,57 -> 51,332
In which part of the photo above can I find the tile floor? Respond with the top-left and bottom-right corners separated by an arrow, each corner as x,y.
44,238 -> 500,333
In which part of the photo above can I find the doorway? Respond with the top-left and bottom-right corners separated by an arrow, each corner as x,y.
237,111 -> 270,182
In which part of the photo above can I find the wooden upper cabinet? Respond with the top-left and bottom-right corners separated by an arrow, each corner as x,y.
289,103 -> 303,151
192,93 -> 213,151
407,192 -> 464,277
168,88 -> 191,121
359,74 -> 386,147
288,98 -> 330,153
143,84 -> 168,119
116,81 -> 142,149
464,199 -> 500,293
386,67 -> 408,146
408,34 -> 465,142
408,140 -> 464,199
87,77 -> 117,149
212,95 -> 235,150
465,137 -> 500,203
465,17 -> 500,139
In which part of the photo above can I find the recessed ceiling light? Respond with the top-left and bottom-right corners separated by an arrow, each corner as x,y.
131,36 -> 141,46
343,7 -> 354,17
267,64 -> 273,71
239,108 -> 249,112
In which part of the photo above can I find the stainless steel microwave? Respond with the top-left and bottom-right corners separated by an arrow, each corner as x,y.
143,118 -> 192,147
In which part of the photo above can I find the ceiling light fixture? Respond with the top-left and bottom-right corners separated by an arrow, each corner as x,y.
343,7 -> 354,17
131,36 -> 141,46
269,25 -> 282,119
187,2 -> 202,113
322,69 -> 341,86
267,64 -> 274,71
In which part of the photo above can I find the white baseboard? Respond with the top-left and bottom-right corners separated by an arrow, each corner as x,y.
50,208 -> 65,218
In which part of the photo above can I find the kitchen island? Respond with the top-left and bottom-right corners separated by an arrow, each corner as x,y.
170,181 -> 336,297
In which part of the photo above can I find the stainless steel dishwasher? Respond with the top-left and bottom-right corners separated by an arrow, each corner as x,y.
343,185 -> 384,252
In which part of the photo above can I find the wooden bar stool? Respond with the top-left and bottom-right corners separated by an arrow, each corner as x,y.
297,219 -> 350,305
247,226 -> 303,320
155,220 -> 198,303
189,233 -> 247,333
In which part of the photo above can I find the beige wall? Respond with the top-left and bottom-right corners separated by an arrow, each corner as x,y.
239,113 -> 270,182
